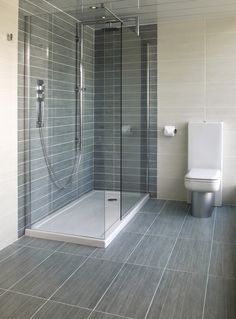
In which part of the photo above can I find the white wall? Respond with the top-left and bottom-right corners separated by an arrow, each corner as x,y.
0,0 -> 18,249
158,16 -> 236,204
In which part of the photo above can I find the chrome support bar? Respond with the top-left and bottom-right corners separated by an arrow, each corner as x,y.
100,3 -> 124,24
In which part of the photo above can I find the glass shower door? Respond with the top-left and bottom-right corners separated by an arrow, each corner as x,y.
121,27 -> 148,218
93,22 -> 123,235
22,12 -> 57,227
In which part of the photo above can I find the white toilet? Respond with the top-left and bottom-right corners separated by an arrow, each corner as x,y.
185,122 -> 223,218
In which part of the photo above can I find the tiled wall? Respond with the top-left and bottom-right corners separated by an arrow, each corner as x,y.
158,17 -> 236,204
0,0 -> 18,249
18,0 -> 94,236
94,25 -> 157,196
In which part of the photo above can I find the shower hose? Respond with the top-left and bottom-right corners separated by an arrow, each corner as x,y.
39,126 -> 82,191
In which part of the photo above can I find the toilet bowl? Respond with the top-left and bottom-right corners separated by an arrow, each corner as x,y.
185,168 -> 221,218
185,168 -> 221,193
185,122 -> 223,218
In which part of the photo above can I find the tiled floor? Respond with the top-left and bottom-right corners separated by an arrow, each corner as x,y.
1,200 -> 236,318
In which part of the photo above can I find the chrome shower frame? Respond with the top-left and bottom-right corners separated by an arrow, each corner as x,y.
81,3 -> 140,37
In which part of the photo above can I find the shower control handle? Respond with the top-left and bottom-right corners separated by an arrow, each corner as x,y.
75,86 -> 86,93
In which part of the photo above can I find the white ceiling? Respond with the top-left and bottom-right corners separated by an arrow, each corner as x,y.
47,0 -> 236,24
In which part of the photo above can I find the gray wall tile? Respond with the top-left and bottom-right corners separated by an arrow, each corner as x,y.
94,25 -> 157,198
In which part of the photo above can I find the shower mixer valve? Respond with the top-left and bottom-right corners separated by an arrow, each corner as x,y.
37,79 -> 45,102
36,79 -> 45,128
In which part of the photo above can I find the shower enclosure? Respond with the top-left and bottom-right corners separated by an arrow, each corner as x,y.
18,0 -> 154,246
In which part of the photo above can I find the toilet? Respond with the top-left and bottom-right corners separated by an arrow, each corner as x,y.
185,122 -> 223,218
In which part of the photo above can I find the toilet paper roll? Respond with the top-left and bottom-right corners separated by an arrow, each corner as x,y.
164,126 -> 177,137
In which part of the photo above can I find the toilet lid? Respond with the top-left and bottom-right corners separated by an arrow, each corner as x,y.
185,168 -> 221,180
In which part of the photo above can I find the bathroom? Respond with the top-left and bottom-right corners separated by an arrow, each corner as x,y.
0,0 -> 236,318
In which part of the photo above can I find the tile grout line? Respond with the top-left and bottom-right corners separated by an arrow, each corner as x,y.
201,207 -> 217,319
49,249 -> 96,258
94,310 -> 133,319
123,229 -> 214,243
0,241 -> 65,301
208,273 -> 236,281
29,247 -> 96,319
10,242 -> 65,253
212,239 -> 236,246
144,205 -> 190,319
5,289 -> 93,312
86,201 -> 169,319
6,290 -> 48,301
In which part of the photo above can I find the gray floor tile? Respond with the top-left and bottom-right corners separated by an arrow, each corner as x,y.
0,247 -> 52,289
160,201 -> 189,218
139,199 -> 166,214
97,263 -> 162,319
168,238 -> 211,273
147,217 -> 182,238
0,291 -> 44,319
89,312 -> 127,319
92,232 -> 142,262
52,258 -> 122,308
12,252 -> 85,298
123,213 -> 156,234
146,270 -> 206,319
209,242 -> 236,279
16,236 -> 64,251
180,214 -> 214,241
204,276 -> 236,319
147,201 -> 188,238
127,235 -> 175,268
33,301 -> 91,319
214,206 -> 236,244
0,245 -> 24,262
57,243 -> 96,257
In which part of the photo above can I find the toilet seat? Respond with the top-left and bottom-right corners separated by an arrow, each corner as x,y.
185,168 -> 221,192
